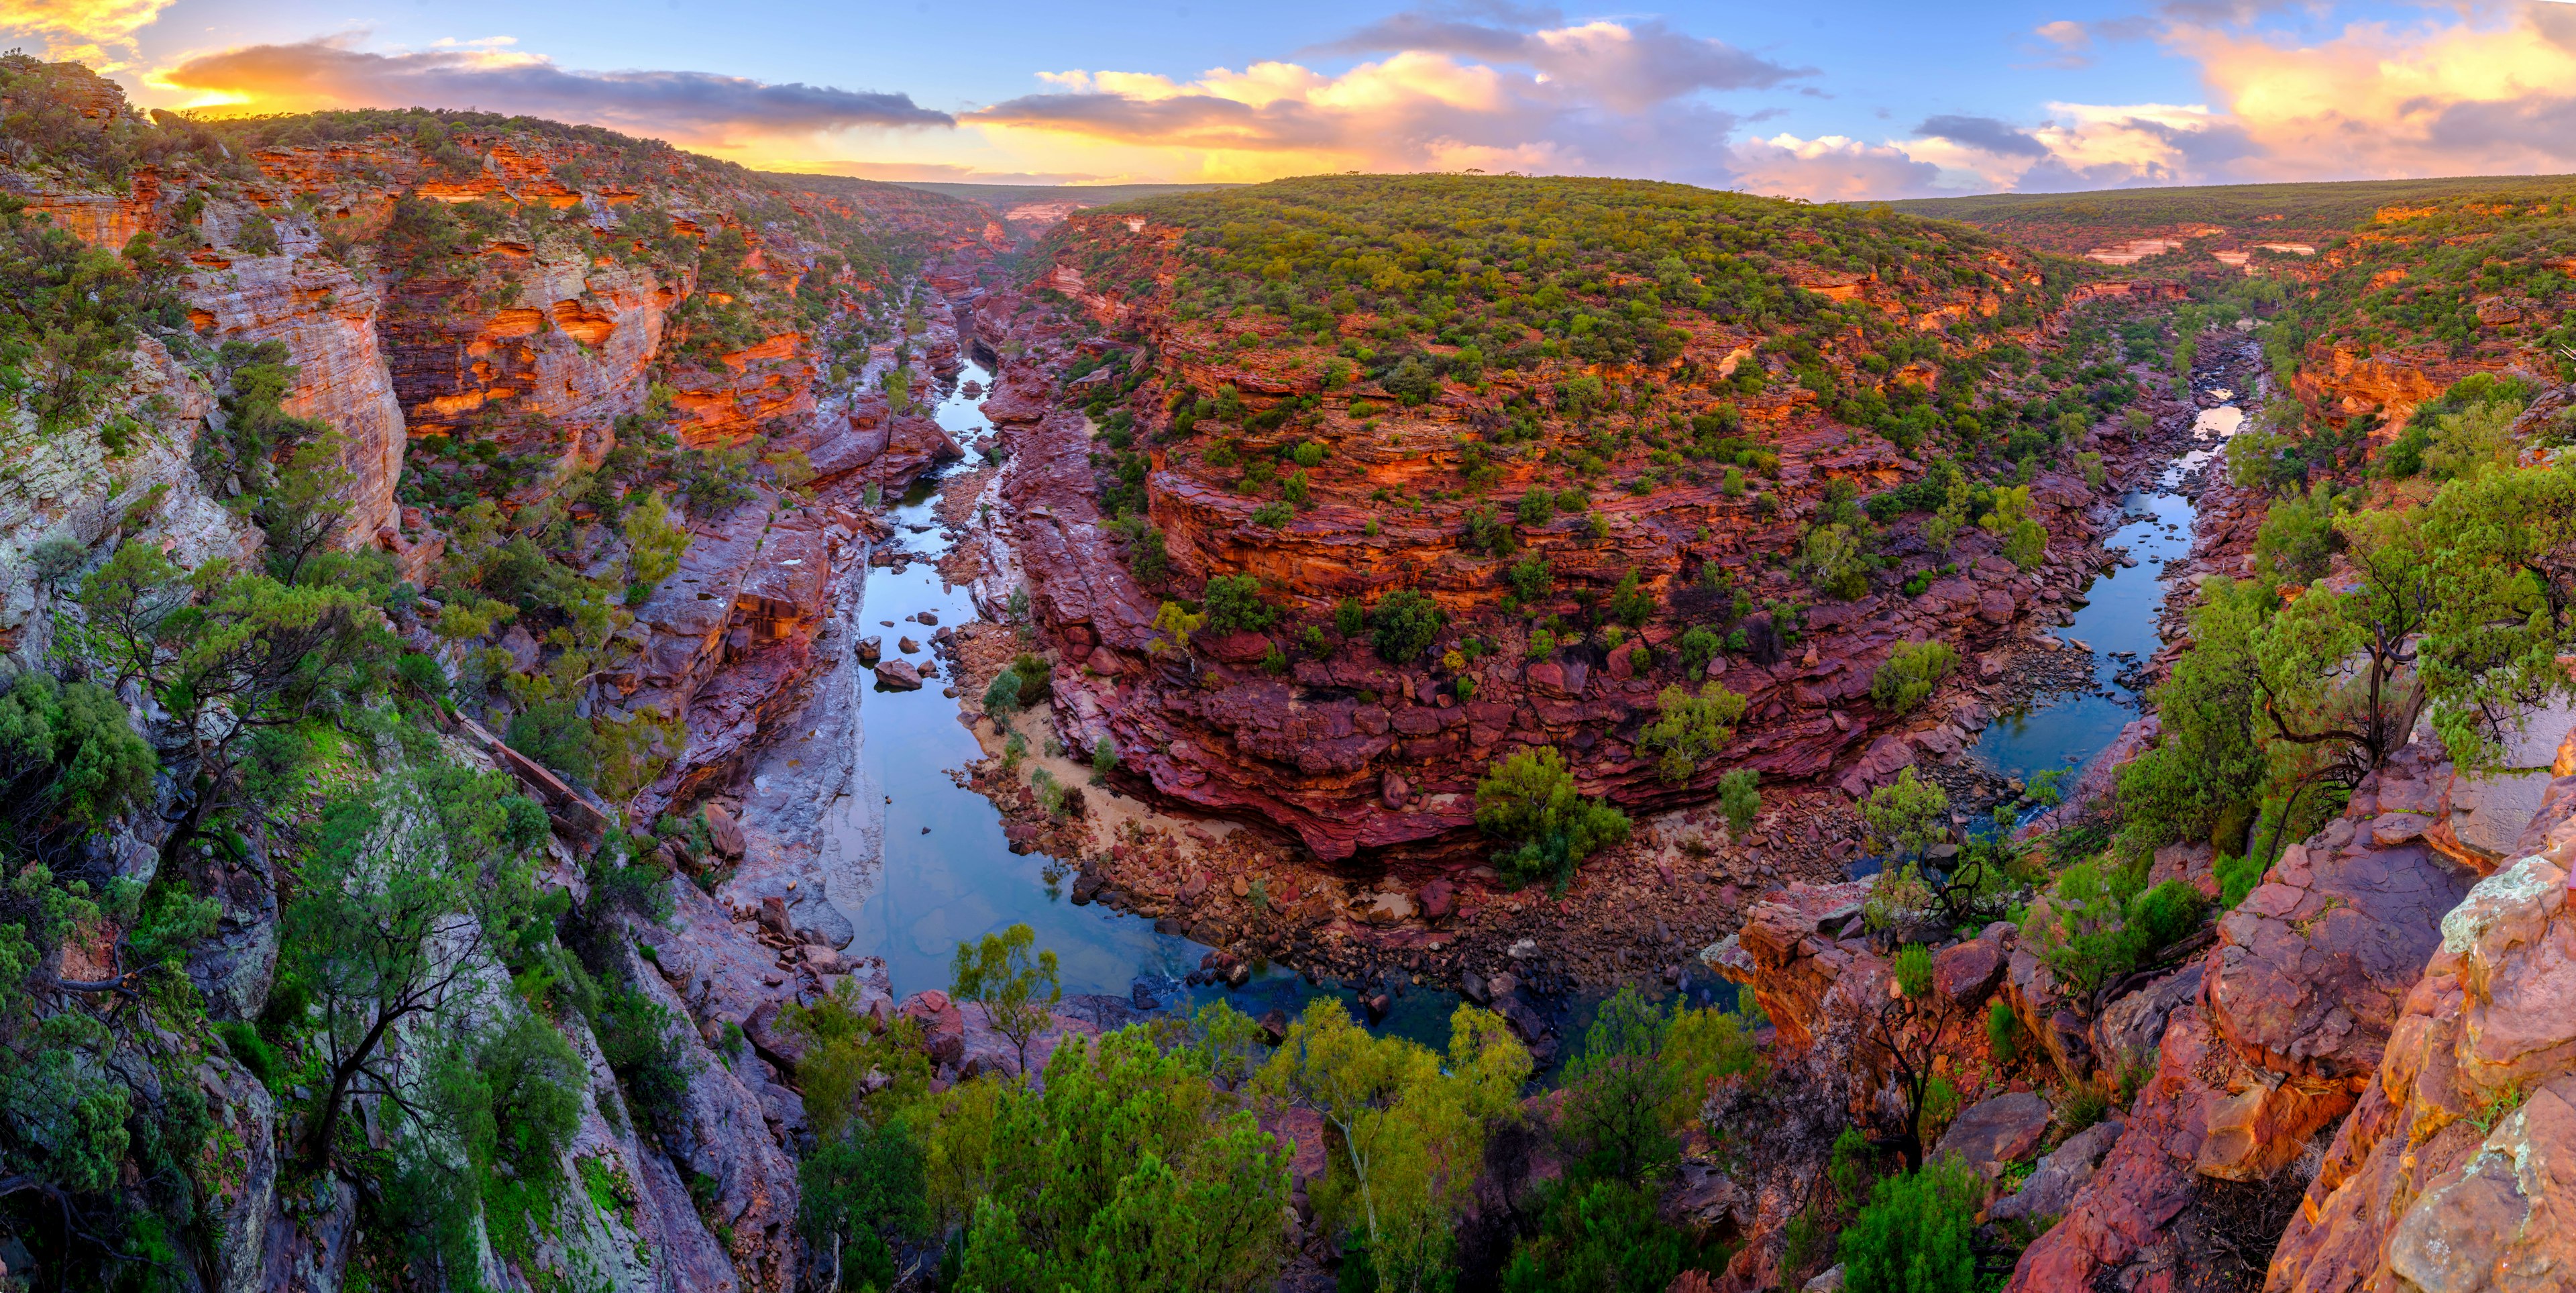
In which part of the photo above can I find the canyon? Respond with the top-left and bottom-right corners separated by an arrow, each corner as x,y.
11,48 -> 2576,1293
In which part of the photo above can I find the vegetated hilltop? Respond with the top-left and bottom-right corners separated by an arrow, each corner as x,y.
1,54 -> 1012,1291
975,172 -> 2184,863
1889,172 -> 2576,255
1898,176 -> 2576,415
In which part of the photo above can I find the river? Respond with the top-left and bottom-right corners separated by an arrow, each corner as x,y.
830,358 -> 1464,1045
1969,380 -> 2247,811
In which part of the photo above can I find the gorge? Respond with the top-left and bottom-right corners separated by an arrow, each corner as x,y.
11,48 -> 2576,1293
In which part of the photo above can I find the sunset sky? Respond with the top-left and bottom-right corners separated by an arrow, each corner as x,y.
8,0 -> 2576,199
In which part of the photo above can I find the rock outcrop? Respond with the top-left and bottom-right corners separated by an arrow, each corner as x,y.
2267,855 -> 2576,1292
973,264 -> 2165,861
2007,731 -> 2549,1290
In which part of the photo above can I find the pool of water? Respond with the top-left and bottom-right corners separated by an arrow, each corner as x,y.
834,358 -> 1460,1049
1967,402 -> 2240,797
1968,488 -> 2197,786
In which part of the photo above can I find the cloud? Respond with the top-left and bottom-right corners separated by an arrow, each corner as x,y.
154,37 -> 951,142
1729,135 -> 1945,201
2164,3 -> 2576,180
771,160 -> 1108,186
0,0 -> 175,65
963,13 -> 1796,185
1758,3 -> 2576,200
1914,114 -> 2049,158
1309,11 -> 1813,111
2025,19 -> 2095,68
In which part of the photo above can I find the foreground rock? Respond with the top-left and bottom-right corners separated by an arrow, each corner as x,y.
2266,855 -> 2576,1292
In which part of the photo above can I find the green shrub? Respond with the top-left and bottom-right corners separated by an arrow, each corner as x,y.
214,1020 -> 281,1089
1837,1153 -> 1984,1293
1870,639 -> 1957,716
394,652 -> 449,701
1678,625 -> 1723,677
982,670 -> 1023,715
1476,746 -> 1631,888
1368,589 -> 1444,662
0,670 -> 159,833
1637,683 -> 1747,784
1507,554 -> 1554,602
1892,944 -> 1933,999
1986,1000 -> 2019,1063
2023,865 -> 2208,995
1010,653 -> 1052,703
2214,851 -> 2267,909
1334,597 -> 1365,637
1201,573 -> 1279,635
1717,769 -> 1760,833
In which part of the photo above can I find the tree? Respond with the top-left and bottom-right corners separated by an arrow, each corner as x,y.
0,670 -> 157,858
1201,574 -> 1279,636
2416,464 -> 2576,772
2119,577 -> 2266,849
1554,988 -> 1757,1186
1871,639 -> 1957,716
284,763 -> 547,1170
2420,398 -> 2520,482
1369,589 -> 1444,663
1474,747 -> 1631,888
952,922 -> 1062,1081
1149,600 -> 1208,657
1636,683 -> 1747,784
957,1019 -> 1290,1292
1506,555 -> 1554,603
67,541 -> 386,863
253,434 -> 358,584
2252,482 -> 2339,588
1517,487 -> 1556,525
1718,769 -> 1761,833
1837,1153 -> 1986,1293
1862,767 -> 1949,865
1923,470 -> 1972,556
1607,570 -> 1654,627
1800,523 -> 1872,599
1256,1000 -> 1529,1292
1981,484 -> 2046,570
2245,508 -> 2436,853
802,1119 -> 929,1293
623,490 -> 691,598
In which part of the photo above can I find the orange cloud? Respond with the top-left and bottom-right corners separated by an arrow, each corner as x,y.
0,0 -> 174,66
2173,3 -> 2576,178
151,37 -> 951,144
961,15 -> 1803,185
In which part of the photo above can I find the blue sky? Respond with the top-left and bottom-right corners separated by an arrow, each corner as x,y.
13,0 -> 2576,196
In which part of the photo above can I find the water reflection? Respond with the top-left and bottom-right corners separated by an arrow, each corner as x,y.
835,360 -> 1462,1045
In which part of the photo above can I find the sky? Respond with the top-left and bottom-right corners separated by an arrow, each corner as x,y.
9,0 -> 2576,199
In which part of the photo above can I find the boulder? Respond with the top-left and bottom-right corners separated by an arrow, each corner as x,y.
2092,963 -> 2202,1081
703,802 -> 746,860
900,990 -> 967,1069
1932,1091 -> 2052,1182
1932,937 -> 2005,1009
1702,878 -> 1874,1051
2270,856 -> 2576,1293
855,635 -> 881,663
873,659 -> 924,690
1987,1119 -> 2123,1224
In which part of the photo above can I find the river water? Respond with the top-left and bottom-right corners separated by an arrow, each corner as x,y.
835,360 -> 1464,1045
1968,396 -> 2245,804
830,356 -> 2238,1042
